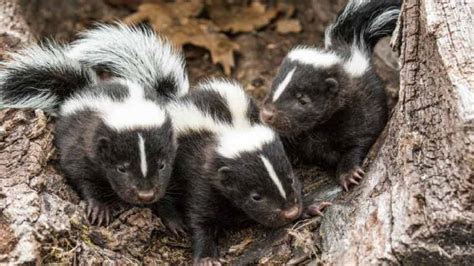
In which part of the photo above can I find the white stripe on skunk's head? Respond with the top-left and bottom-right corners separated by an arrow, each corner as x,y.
137,133 -> 148,177
216,125 -> 276,159
272,67 -> 296,102
197,79 -> 251,128
61,80 -> 167,131
68,23 -> 189,99
259,155 -> 287,199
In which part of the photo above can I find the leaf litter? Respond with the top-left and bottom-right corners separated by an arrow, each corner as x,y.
124,0 -> 300,75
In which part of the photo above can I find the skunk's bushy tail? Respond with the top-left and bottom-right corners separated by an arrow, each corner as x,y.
325,0 -> 401,53
0,42 -> 97,113
68,23 -> 189,100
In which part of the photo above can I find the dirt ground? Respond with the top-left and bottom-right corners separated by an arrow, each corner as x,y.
0,0 -> 399,264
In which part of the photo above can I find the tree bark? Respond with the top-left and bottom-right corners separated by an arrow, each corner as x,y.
0,0 -> 33,57
319,0 -> 473,264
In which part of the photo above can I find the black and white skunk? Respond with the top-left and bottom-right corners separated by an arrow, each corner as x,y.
156,79 -> 303,264
260,0 -> 400,191
0,24 -> 188,226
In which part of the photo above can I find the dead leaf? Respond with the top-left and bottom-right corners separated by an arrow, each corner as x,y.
124,0 -> 239,75
124,0 -> 295,74
124,3 -> 174,28
169,19 -> 240,75
124,1 -> 204,27
208,1 -> 278,33
276,19 -> 302,34
208,1 -> 296,34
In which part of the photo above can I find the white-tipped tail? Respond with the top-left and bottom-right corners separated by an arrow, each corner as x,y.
68,23 -> 189,99
324,0 -> 401,53
0,42 -> 97,113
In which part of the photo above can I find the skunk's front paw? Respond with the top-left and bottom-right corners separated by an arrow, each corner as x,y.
86,199 -> 114,226
303,201 -> 333,218
162,215 -> 187,237
338,166 -> 365,192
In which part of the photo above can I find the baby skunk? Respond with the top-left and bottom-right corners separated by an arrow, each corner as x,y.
158,80 -> 303,264
260,0 -> 400,191
0,25 -> 188,226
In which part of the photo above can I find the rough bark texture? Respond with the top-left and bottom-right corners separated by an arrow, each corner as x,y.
0,0 -> 471,264
319,0 -> 474,264
0,0 -> 33,57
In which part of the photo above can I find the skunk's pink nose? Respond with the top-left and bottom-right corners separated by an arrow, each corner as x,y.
260,106 -> 276,124
137,190 -> 155,203
281,205 -> 301,220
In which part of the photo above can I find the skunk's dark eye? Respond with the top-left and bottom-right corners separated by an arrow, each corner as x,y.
116,164 -> 128,174
158,162 -> 166,171
295,93 -> 311,105
251,193 -> 263,202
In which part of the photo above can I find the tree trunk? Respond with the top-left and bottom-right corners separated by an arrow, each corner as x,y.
319,0 -> 473,264
0,0 -> 472,264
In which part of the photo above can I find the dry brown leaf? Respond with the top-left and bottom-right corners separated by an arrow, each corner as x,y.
124,3 -> 173,28
208,1 -> 296,34
124,1 -> 204,28
124,0 -> 239,75
165,19 -> 240,75
124,0 -> 296,74
276,19 -> 302,34
208,1 -> 278,33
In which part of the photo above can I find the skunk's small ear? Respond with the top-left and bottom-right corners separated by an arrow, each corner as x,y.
325,78 -> 339,94
217,166 -> 231,180
214,166 -> 237,190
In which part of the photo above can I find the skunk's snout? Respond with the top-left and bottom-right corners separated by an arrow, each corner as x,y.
260,105 -> 277,125
280,204 -> 302,221
136,189 -> 156,203
260,105 -> 292,134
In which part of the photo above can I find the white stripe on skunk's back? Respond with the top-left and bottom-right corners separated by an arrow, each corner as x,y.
198,79 -> 252,128
343,45 -> 370,77
167,100 -> 231,136
287,47 -> 342,69
60,80 -> 167,130
285,46 -> 370,78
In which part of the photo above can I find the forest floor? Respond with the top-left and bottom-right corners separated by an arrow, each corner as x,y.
0,0 -> 399,264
